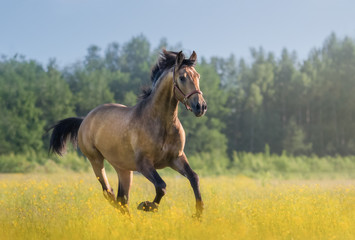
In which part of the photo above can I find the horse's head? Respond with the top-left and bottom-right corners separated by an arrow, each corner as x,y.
173,51 -> 207,117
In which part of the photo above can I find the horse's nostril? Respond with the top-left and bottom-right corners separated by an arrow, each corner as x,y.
196,102 -> 201,111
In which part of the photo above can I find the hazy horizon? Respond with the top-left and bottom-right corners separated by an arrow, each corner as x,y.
1,0 -> 355,66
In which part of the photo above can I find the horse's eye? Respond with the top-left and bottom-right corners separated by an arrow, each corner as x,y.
179,76 -> 186,82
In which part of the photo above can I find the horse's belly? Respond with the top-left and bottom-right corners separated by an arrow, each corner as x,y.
95,134 -> 137,171
106,153 -> 137,170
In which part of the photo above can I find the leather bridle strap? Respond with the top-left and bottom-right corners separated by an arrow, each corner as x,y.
172,66 -> 203,110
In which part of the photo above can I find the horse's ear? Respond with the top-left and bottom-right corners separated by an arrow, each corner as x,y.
189,51 -> 197,62
176,51 -> 185,68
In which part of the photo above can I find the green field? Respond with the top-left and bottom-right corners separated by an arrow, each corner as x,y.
1,173 -> 354,240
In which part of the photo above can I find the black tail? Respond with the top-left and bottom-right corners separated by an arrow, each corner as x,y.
48,117 -> 84,156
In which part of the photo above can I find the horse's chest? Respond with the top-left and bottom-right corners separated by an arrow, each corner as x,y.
161,138 -> 180,155
153,131 -> 182,166
152,145 -> 178,169
135,122 -> 183,167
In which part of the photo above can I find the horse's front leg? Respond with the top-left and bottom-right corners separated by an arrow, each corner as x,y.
170,153 -> 204,218
136,155 -> 166,212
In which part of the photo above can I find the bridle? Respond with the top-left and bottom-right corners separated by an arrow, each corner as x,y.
172,66 -> 203,110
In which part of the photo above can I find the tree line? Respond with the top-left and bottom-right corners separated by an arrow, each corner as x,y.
0,33 -> 354,168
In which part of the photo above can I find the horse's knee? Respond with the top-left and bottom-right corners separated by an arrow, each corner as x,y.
190,171 -> 199,184
156,181 -> 167,196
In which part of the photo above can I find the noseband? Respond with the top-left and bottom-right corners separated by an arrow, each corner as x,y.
172,67 -> 203,110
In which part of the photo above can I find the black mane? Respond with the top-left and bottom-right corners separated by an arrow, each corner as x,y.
139,50 -> 196,100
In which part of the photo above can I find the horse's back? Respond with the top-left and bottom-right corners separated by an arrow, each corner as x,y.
80,103 -> 131,133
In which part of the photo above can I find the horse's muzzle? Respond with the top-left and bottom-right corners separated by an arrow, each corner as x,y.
192,101 -> 207,117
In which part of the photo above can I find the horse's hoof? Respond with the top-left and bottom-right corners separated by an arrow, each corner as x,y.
137,201 -> 158,212
117,203 -> 130,215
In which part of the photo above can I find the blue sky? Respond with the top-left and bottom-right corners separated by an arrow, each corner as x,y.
1,0 -> 355,66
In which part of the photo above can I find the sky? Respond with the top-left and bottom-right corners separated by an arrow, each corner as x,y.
1,0 -> 355,67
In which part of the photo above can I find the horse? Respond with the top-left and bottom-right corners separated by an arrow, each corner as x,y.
49,50 -> 207,217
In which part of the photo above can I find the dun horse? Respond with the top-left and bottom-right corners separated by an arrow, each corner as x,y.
49,50 -> 207,217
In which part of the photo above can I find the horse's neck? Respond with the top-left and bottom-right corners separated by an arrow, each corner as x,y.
149,72 -> 179,124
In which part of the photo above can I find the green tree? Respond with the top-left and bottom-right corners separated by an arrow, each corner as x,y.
119,35 -> 151,93
66,68 -> 115,116
104,42 -> 121,72
283,118 -> 312,155
35,59 -> 75,126
0,58 -> 45,154
85,45 -> 104,71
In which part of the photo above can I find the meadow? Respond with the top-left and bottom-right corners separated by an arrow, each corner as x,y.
1,173 -> 354,240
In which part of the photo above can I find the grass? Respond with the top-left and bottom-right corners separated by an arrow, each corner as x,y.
2,151 -> 355,180
0,173 -> 354,240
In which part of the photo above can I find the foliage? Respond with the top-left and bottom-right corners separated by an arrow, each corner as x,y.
189,149 -> 229,175
1,33 -> 355,173
0,151 -> 89,173
282,118 -> 312,155
0,58 -> 45,154
0,152 -> 37,173
230,151 -> 355,179
1,151 -> 355,180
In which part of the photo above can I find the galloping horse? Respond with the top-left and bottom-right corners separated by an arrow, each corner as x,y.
49,50 -> 207,217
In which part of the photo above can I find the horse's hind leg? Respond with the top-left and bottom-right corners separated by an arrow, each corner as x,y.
115,169 -> 132,214
87,155 -> 116,204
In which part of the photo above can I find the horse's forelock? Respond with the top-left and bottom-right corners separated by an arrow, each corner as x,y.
156,50 -> 196,77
